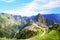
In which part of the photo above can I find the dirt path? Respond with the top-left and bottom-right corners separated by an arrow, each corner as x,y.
13,30 -> 19,38
33,23 -> 46,37
40,28 -> 46,37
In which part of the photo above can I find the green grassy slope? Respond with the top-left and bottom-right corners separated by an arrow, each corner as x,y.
0,13 -> 26,38
0,13 -> 60,40
29,24 -> 60,40
29,29 -> 60,40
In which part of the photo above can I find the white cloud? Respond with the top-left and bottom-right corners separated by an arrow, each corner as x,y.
20,0 -> 60,16
2,10 -> 20,15
0,0 -> 14,3
2,10 -> 38,16
2,0 -> 60,16
39,1 -> 60,10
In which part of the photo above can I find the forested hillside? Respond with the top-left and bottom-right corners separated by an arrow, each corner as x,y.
0,13 -> 60,40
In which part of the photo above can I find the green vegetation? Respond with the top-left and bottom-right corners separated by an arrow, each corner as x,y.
0,13 -> 60,40
0,38 -> 17,40
40,30 -> 60,40
0,13 -> 26,38
29,24 -> 60,40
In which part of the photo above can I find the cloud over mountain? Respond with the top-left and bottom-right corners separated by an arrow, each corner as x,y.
1,0 -> 60,16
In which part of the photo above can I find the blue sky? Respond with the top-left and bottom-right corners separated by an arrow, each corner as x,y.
0,0 -> 60,16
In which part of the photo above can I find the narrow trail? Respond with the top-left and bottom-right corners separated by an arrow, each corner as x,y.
33,23 -> 46,37
13,23 -> 46,38
13,30 -> 19,38
40,28 -> 46,37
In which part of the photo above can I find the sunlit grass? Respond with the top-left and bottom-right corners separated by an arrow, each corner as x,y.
29,29 -> 60,40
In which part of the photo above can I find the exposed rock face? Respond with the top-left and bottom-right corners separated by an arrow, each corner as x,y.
14,13 -> 55,39
0,13 -> 59,39
35,13 -> 54,26
14,22 -> 39,39
0,13 -> 27,38
36,13 -> 46,24
16,25 -> 37,39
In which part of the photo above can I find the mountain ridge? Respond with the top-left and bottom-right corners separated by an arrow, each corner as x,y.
0,13 -> 60,40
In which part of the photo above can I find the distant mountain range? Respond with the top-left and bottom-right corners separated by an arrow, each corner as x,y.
14,13 -> 60,39
42,14 -> 60,23
22,14 -> 60,23
0,13 -> 60,39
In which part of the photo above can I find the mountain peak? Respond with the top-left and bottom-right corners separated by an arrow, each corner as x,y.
36,13 -> 41,17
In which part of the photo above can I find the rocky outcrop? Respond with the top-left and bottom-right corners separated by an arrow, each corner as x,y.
35,13 -> 54,26
14,13 -> 55,39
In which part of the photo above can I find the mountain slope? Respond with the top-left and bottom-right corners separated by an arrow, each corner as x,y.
35,14 -> 54,26
0,13 -> 27,38
0,13 -> 60,40
14,20 -> 43,39
30,24 -> 60,40
42,14 -> 60,23
15,13 -> 55,39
